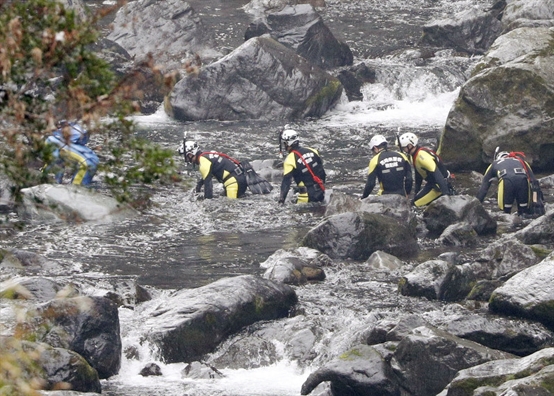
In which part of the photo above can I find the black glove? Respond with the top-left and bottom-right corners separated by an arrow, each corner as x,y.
278,199 -> 284,205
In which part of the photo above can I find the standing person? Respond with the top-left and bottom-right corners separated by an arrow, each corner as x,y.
179,140 -> 248,199
44,120 -> 99,186
398,132 -> 452,206
362,134 -> 413,199
278,128 -> 326,204
476,150 -> 537,215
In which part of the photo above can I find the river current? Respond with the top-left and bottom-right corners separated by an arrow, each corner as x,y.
1,0 -> 496,394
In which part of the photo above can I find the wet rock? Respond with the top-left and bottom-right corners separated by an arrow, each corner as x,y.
207,334 -> 278,369
140,362 -> 163,377
261,247 -> 329,285
0,336 -> 101,393
18,184 -> 138,224
477,235 -> 541,279
423,195 -> 497,237
399,259 -> 479,302
301,344 -> 400,396
489,255 -> 554,330
502,0 -> 554,32
438,222 -> 479,247
0,277 -> 62,301
182,361 -> 224,379
514,208 -> 554,245
18,296 -> 122,379
144,275 -> 297,363
440,27 -> 554,172
445,312 -> 554,357
166,36 -> 342,122
302,211 -> 418,261
421,6 -> 503,55
326,192 -> 415,228
391,325 -> 514,396
365,251 -> 404,272
107,0 -> 220,71
245,4 -> 353,70
441,347 -> 554,395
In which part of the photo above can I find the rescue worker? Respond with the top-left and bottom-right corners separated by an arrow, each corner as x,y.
362,134 -> 413,198
398,132 -> 452,206
179,140 -> 247,199
44,120 -> 99,186
278,129 -> 326,204
476,150 -> 535,215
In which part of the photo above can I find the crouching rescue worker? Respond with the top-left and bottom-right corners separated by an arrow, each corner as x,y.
278,129 -> 326,204
399,132 -> 453,206
362,134 -> 412,198
179,140 -> 247,199
476,150 -> 535,215
44,120 -> 99,186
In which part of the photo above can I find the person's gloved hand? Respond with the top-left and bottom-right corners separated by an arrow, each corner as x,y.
278,199 -> 284,205
177,142 -> 184,155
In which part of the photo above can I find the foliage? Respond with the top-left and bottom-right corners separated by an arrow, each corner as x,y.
0,0 -> 178,205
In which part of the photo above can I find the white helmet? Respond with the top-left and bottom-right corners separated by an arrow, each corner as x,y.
281,129 -> 299,147
183,141 -> 200,162
496,151 -> 509,161
398,132 -> 418,148
369,134 -> 387,150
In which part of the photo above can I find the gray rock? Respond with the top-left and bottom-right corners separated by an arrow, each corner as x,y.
490,256 -> 554,330
423,195 -> 497,237
399,259 -> 478,302
107,0 -> 220,70
442,347 -> 554,395
391,325 -> 514,396
421,7 -> 503,55
302,212 -> 418,260
301,344 -> 400,396
245,4 -> 352,70
144,275 -> 297,363
22,296 -> 122,379
261,247 -> 329,285
440,26 -> 554,172
166,36 -> 343,121
18,184 -> 138,224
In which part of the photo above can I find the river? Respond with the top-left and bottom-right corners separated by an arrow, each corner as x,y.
1,0 -> 495,394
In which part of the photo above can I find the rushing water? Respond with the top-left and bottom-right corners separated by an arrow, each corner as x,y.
0,0 -> 499,394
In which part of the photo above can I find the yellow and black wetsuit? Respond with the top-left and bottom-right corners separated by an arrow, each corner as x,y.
279,146 -> 326,204
476,156 -> 531,214
195,152 -> 247,199
362,149 -> 413,198
412,147 -> 450,207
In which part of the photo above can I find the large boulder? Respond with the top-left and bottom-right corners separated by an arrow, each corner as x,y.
391,325 -> 513,396
399,259 -> 478,302
166,36 -> 342,121
514,207 -> 554,244
502,0 -> 554,32
144,275 -> 297,363
421,6 -> 503,55
423,195 -> 497,237
441,347 -> 554,396
439,26 -> 554,172
300,344 -> 400,396
18,296 -> 122,379
0,337 -> 101,393
489,255 -> 554,330
107,0 -> 220,70
18,184 -> 138,224
302,212 -> 418,261
244,4 -> 352,70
